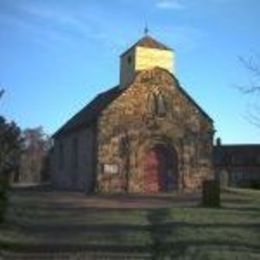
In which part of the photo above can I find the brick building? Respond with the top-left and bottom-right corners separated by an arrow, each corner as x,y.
50,35 -> 215,193
214,142 -> 260,188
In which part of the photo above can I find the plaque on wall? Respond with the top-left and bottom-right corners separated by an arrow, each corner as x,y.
103,164 -> 119,174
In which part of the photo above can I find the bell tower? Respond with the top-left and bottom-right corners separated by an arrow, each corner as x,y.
119,34 -> 175,88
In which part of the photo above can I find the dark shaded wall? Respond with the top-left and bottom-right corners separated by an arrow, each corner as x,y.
51,126 -> 96,192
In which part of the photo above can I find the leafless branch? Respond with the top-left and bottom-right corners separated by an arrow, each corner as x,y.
235,84 -> 260,94
0,89 -> 4,100
238,56 -> 260,77
236,54 -> 260,128
237,55 -> 260,94
245,110 -> 260,128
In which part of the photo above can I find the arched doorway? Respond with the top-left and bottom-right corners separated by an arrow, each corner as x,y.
142,144 -> 178,193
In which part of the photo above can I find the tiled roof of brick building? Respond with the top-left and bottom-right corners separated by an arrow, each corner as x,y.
213,144 -> 260,166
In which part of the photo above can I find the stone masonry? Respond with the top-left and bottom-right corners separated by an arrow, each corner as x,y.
97,68 -> 214,193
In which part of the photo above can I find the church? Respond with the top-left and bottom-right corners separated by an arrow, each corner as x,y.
50,34 -> 215,193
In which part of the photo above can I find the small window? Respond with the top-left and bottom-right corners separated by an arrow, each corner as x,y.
119,135 -> 130,157
147,93 -> 156,114
127,55 -> 132,64
156,94 -> 167,117
147,92 -> 167,117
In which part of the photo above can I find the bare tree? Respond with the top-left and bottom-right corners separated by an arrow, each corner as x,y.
237,55 -> 260,127
0,89 -> 5,100
19,127 -> 51,183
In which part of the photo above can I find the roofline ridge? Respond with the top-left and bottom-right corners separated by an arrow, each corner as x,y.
120,35 -> 172,57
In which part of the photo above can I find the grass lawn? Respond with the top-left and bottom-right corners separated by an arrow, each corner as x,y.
0,188 -> 259,259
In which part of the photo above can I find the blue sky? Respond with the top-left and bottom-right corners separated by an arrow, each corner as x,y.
0,0 -> 259,144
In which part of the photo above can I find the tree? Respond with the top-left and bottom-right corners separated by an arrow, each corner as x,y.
0,116 -> 23,184
0,116 -> 23,222
238,55 -> 260,127
19,127 -> 51,183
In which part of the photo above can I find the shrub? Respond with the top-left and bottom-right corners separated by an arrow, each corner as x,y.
250,180 -> 260,190
0,178 -> 9,223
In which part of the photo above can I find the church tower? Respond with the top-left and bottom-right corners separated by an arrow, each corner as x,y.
120,35 -> 175,88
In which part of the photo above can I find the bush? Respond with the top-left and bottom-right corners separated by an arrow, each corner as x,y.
250,180 -> 260,190
0,178 -> 9,223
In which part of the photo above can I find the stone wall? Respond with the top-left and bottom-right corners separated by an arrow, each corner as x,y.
97,68 -> 214,193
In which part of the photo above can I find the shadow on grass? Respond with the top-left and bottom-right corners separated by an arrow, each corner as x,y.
146,205 -> 260,259
147,208 -> 173,259
3,189 -> 260,258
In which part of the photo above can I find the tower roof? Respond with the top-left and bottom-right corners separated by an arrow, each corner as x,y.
121,35 -> 172,56
136,35 -> 172,50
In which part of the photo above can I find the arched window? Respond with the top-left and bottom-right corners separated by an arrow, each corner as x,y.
156,93 -> 167,117
147,93 -> 156,114
147,92 -> 168,117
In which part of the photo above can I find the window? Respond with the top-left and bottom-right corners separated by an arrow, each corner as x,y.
231,154 -> 244,165
147,93 -> 156,114
127,55 -> 132,64
147,92 -> 167,117
156,93 -> 167,117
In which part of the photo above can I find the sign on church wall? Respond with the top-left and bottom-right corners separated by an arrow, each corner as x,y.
103,164 -> 119,174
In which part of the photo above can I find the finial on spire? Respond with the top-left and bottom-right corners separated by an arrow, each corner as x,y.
144,23 -> 149,36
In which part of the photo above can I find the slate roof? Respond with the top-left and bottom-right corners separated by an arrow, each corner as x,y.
121,35 -> 172,57
53,69 -> 213,138
136,35 -> 172,50
174,77 -> 213,123
53,86 -> 122,137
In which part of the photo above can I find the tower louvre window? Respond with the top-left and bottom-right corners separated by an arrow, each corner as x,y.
127,55 -> 132,64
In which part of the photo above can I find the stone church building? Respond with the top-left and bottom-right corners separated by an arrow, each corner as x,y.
51,35 -> 215,193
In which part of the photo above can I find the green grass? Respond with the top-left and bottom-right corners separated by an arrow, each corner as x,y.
0,188 -> 259,259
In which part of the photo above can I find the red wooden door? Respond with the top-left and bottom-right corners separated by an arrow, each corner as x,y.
143,148 -> 167,193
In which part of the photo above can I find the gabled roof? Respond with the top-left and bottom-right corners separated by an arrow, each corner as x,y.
53,86 -> 122,138
121,35 -> 172,57
173,76 -> 213,123
53,68 -> 213,138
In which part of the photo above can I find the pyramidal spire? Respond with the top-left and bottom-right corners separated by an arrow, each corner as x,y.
144,23 -> 149,36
